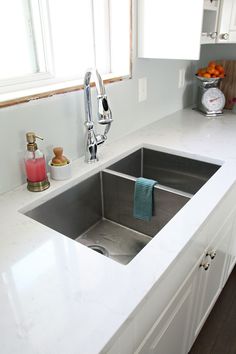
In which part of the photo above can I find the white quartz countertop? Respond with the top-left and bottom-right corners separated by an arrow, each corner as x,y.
2,108 -> 236,354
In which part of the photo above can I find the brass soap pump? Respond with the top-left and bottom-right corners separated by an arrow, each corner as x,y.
25,132 -> 50,192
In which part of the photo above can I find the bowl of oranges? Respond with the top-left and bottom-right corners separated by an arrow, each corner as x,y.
196,61 -> 225,83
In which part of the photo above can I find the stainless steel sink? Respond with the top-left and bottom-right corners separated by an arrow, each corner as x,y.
25,148 -> 220,265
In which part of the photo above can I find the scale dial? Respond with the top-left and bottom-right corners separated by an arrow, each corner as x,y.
201,87 -> 225,112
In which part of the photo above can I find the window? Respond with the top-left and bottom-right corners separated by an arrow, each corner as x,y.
0,0 -> 131,106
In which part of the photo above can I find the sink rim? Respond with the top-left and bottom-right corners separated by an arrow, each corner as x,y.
19,144 -> 224,215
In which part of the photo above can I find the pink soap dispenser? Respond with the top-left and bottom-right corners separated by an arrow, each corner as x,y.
25,132 -> 50,192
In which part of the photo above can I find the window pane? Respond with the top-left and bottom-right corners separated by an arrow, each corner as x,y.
48,0 -> 95,78
93,0 -> 110,74
0,0 -> 131,101
0,0 -> 37,80
110,0 -> 130,75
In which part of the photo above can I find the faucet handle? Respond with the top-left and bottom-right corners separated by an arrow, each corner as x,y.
97,95 -> 113,125
96,134 -> 106,145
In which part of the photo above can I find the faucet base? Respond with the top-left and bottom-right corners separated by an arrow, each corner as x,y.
85,156 -> 99,164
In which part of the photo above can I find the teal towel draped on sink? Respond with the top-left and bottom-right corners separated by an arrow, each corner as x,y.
133,177 -> 157,221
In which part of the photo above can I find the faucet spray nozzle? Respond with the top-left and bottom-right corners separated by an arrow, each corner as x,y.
97,96 -> 113,125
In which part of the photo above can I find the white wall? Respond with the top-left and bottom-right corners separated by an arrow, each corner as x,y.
0,58 -> 194,194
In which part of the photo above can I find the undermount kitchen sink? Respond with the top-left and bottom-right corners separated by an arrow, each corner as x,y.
25,148 -> 220,265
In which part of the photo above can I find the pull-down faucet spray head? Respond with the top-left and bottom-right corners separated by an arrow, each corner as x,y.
97,95 -> 113,125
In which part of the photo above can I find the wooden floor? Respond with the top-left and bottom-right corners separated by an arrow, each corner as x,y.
189,267 -> 236,354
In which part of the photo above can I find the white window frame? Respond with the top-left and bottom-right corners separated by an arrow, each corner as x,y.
0,0 -> 132,107
0,0 -> 53,88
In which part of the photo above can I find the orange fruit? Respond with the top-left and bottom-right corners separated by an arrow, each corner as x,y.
214,70 -> 220,76
208,61 -> 216,68
215,65 -> 225,73
197,68 -> 205,74
207,66 -> 215,74
203,73 -> 211,78
197,69 -> 203,76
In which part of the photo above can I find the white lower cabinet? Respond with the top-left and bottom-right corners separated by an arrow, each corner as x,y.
136,208 -> 236,354
189,211 -> 235,347
226,215 -> 236,277
105,201 -> 236,354
135,277 -> 194,354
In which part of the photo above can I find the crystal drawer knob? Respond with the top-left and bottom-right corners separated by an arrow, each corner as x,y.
210,31 -> 217,39
206,250 -> 216,260
200,262 -> 210,271
221,33 -> 229,40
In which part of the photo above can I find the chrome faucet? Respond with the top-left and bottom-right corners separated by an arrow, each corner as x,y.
84,69 -> 113,163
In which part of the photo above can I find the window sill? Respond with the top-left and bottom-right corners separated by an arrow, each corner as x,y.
0,72 -> 131,108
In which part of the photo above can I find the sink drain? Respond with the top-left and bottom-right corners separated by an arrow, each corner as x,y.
88,245 -> 109,257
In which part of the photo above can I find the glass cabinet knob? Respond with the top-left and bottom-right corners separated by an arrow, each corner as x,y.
221,33 -> 229,40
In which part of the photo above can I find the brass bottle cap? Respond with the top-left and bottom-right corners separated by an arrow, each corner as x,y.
26,132 -> 36,144
26,132 -> 43,152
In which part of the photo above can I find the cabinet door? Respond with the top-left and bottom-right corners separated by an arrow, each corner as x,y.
191,220 -> 232,342
135,279 -> 194,354
201,0 -> 220,44
228,0 -> 236,42
217,0 -> 236,43
229,0 -> 236,31
138,0 -> 204,60
225,215 -> 236,278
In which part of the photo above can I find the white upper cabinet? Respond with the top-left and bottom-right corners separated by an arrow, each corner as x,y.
201,0 -> 221,44
138,0 -> 204,60
217,0 -> 236,43
201,0 -> 236,44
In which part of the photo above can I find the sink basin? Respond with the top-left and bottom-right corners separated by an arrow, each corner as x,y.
107,148 -> 220,195
25,148 -> 220,265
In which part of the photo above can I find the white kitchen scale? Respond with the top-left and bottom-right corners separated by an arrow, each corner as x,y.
195,75 -> 225,117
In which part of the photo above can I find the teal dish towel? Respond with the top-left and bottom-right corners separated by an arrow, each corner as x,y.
133,177 -> 157,221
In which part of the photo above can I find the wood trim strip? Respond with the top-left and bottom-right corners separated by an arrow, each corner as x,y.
0,75 -> 131,109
